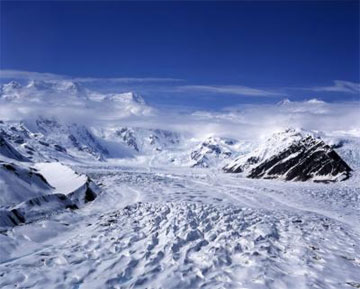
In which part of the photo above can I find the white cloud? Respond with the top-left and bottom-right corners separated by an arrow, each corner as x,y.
0,70 -> 63,81
310,80 -> 360,94
177,84 -> 285,97
1,73 -> 359,142
0,70 -> 182,83
183,100 -> 360,140
1,80 -> 359,141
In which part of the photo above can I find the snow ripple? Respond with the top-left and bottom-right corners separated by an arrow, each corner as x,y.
1,202 -> 359,288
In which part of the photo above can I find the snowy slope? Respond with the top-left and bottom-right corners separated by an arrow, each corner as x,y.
34,162 -> 99,207
0,157 -> 98,230
0,161 -> 53,207
0,134 -> 29,162
34,162 -> 87,194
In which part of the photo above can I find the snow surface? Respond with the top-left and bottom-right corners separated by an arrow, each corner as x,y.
0,162 -> 359,288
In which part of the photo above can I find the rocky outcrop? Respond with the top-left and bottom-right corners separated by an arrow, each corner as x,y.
224,129 -> 352,182
0,160 -> 99,231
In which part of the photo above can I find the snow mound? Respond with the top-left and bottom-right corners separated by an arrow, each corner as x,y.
224,128 -> 352,182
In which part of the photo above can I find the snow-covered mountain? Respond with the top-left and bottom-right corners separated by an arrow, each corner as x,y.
97,126 -> 181,155
0,80 -> 87,102
189,136 -> 236,168
0,118 -> 108,162
0,134 -> 30,162
224,128 -> 352,182
1,112 -> 356,183
0,123 -> 99,230
0,80 -> 153,119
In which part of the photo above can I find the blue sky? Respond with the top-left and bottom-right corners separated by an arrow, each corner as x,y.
1,1 -> 359,109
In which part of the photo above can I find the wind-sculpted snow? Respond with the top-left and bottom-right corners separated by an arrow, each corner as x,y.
0,164 -> 359,288
224,128 -> 352,182
1,200 -> 359,288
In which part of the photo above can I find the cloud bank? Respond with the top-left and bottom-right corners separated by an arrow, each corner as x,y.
1,77 -> 359,142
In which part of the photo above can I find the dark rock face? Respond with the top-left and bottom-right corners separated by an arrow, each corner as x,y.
84,185 -> 97,203
68,178 -> 99,206
249,137 -> 351,181
117,128 -> 139,152
54,144 -> 67,152
224,131 -> 352,182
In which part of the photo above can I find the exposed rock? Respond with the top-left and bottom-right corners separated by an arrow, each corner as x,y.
224,129 -> 352,182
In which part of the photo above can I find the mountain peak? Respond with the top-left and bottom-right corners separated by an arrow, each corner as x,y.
277,98 -> 292,105
26,80 -> 85,96
224,128 -> 352,182
2,81 -> 22,90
